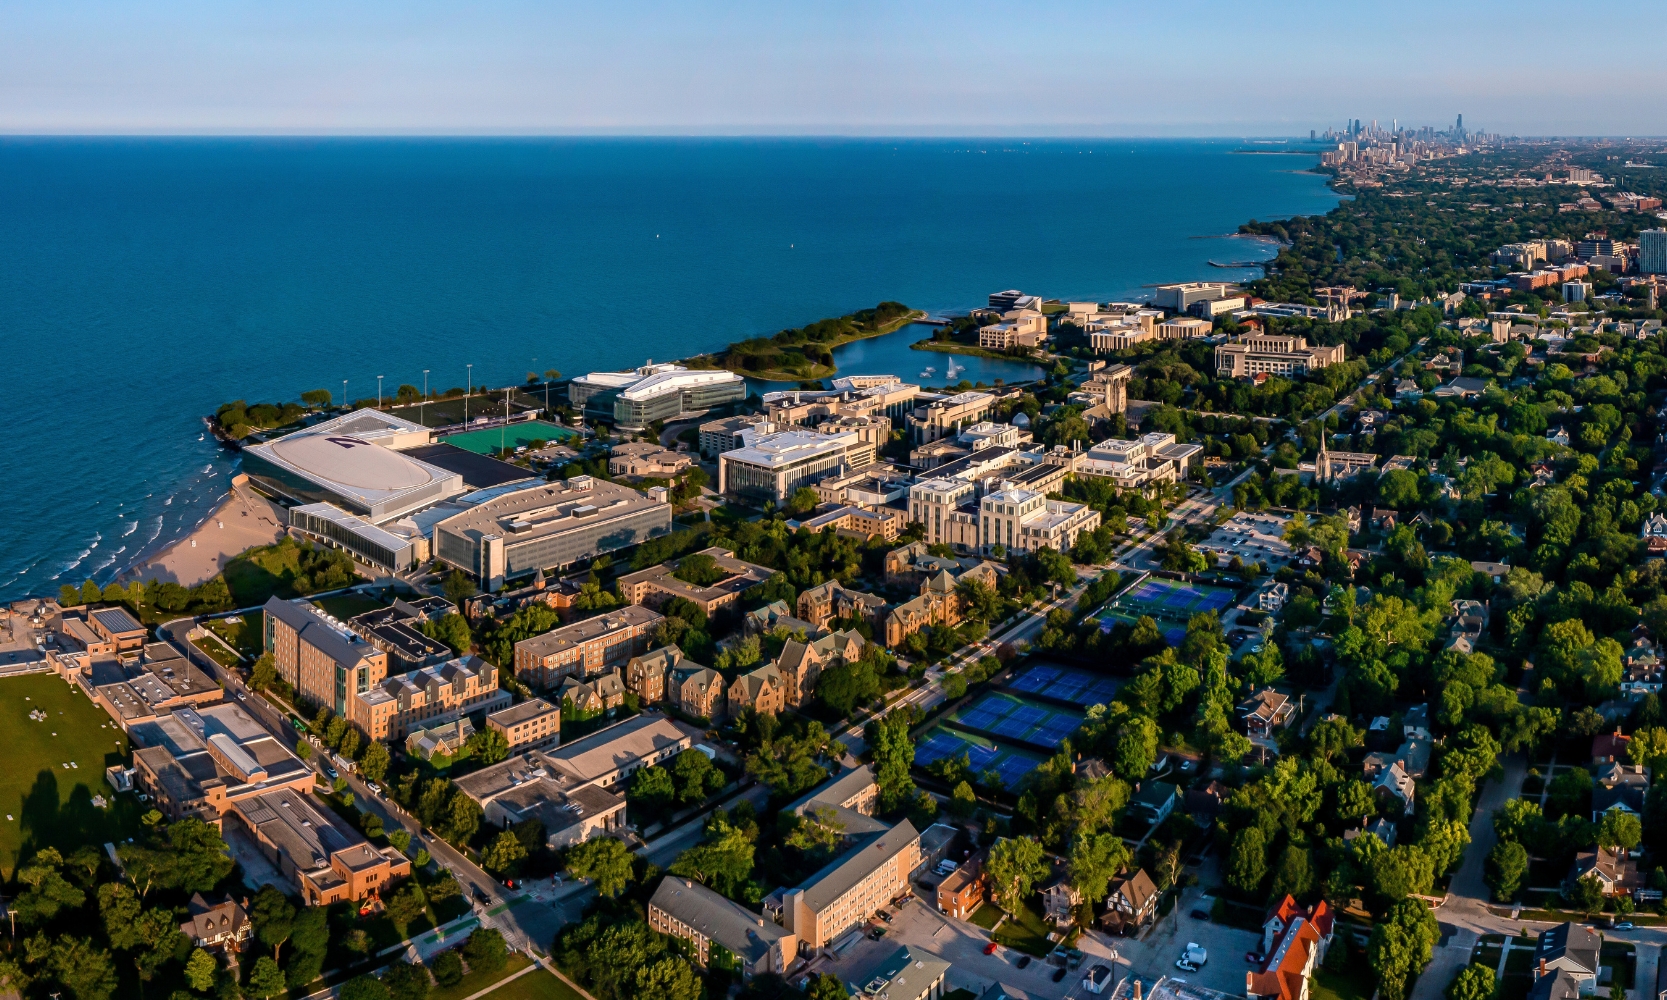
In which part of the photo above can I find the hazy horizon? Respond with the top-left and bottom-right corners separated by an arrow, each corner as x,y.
4,1 -> 1665,137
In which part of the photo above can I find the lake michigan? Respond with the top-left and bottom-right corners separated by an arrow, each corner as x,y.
0,137 -> 1338,599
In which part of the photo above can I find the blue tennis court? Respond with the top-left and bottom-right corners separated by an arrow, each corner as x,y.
947,691 -> 1084,751
1008,664 -> 1122,708
1113,576 -> 1236,619
1098,612 -> 1187,646
916,727 -> 1042,791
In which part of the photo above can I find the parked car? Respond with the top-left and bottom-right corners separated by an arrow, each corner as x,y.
1614,922 -> 1635,931
1017,957 -> 1031,970
325,767 -> 339,780
984,943 -> 999,956
366,782 -> 382,795
1246,952 -> 1265,965
1052,969 -> 1066,983
1176,960 -> 1199,973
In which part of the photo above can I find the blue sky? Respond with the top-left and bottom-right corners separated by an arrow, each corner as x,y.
2,0 -> 1663,136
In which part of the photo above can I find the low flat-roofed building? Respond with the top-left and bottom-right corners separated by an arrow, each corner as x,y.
58,615 -> 115,656
226,787 -> 411,905
616,547 -> 776,617
432,476 -> 673,592
348,604 -> 452,673
512,605 -> 664,690
1215,335 -> 1346,378
129,703 -> 317,822
787,503 -> 909,543
699,413 -> 771,459
718,429 -> 877,507
907,391 -> 996,445
455,714 -> 689,847
353,654 -> 509,742
289,502 -> 430,574
89,606 -> 148,652
650,877 -> 800,980
608,442 -> 695,478
487,698 -> 561,751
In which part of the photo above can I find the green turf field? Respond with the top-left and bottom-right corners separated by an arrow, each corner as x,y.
0,673 -> 138,871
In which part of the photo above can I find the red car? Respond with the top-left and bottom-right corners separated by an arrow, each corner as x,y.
984,943 -> 999,956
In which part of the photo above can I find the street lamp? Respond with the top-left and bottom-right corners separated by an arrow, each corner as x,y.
422,370 -> 430,426
377,375 -> 384,409
466,364 -> 473,423
342,379 -> 348,409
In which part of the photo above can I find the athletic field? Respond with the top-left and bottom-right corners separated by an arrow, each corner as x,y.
440,419 -> 576,455
0,673 -> 136,867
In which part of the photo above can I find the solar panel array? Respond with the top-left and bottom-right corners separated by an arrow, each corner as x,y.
1008,664 -> 1122,707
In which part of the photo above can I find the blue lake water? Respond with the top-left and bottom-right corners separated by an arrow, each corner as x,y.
0,138 -> 1338,599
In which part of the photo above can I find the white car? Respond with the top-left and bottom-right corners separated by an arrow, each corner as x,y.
1175,960 -> 1199,973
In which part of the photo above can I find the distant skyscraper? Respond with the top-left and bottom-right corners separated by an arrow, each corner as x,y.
1640,229 -> 1667,276
1456,113 -> 1464,132
1310,129 -> 1316,141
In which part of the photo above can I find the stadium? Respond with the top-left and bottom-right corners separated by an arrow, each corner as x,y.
241,409 -> 466,524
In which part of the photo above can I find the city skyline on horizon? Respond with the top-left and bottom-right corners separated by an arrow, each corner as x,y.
3,1 -> 1666,137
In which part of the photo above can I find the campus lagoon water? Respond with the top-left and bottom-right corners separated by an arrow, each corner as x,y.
0,137 -> 1338,599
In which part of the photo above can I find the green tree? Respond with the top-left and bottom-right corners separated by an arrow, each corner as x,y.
441,571 -> 478,604
871,714 -> 917,814
359,741 -> 391,782
250,885 -> 296,960
246,957 -> 289,1000
430,951 -> 464,987
14,848 -> 86,924
1067,832 -> 1130,908
249,653 -> 277,692
669,815 -> 757,901
481,830 -> 528,876
985,836 -> 1049,914
566,837 -> 636,898
1368,899 -> 1440,1000
339,974 -> 392,1000
385,884 -> 427,928
1113,714 -> 1159,781
1227,827 -> 1268,895
630,765 -> 677,809
786,488 -> 821,516
185,949 -> 217,992
1565,874 -> 1605,915
1485,840 -> 1528,903
635,957 -> 701,1000
671,748 -> 725,805
948,780 -> 979,819
42,937 -> 119,1000
466,728 -> 511,766
462,928 -> 508,974
807,973 -> 848,1000
1446,965 -> 1498,1000
785,807 -> 846,857
382,961 -> 432,1000
1598,810 -> 1642,851
1269,845 -> 1314,900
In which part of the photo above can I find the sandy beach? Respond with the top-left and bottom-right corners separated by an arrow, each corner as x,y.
124,481 -> 288,587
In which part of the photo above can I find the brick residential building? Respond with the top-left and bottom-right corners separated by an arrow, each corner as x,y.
486,698 -> 561,752
650,877 -> 800,981
615,547 -> 776,617
512,605 -> 664,689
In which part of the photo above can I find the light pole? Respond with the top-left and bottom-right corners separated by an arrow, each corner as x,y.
422,370 -> 430,426
377,375 -> 384,409
466,364 -> 473,423
342,379 -> 348,409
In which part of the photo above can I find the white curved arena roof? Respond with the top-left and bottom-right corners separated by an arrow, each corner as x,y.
245,430 -> 464,522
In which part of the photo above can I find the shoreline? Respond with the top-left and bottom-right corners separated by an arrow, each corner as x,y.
686,309 -> 925,382
119,483 -> 288,590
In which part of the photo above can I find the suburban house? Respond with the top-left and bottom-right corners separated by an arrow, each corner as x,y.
1534,923 -> 1600,995
1592,728 -> 1632,764
179,893 -> 252,954
1373,761 -> 1417,815
936,854 -> 986,919
1039,874 -> 1082,928
1127,782 -> 1180,826
1568,846 -> 1640,898
1101,868 -> 1159,933
649,877 -> 799,981
1591,761 -> 1649,820
1237,688 -> 1296,738
406,718 -> 474,760
1246,896 -> 1334,1000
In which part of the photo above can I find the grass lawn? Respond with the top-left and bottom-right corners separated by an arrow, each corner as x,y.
428,954 -> 534,1000
478,966 -> 588,1000
1311,963 -> 1377,1000
969,904 -> 1002,930
1499,972 -> 1534,1000
194,632 -> 244,669
204,612 -> 263,658
0,674 -> 138,869
311,593 -> 389,619
991,901 -> 1054,956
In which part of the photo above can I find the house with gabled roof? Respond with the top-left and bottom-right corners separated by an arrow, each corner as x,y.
1246,896 -> 1334,1000
728,664 -> 787,719
1534,922 -> 1599,994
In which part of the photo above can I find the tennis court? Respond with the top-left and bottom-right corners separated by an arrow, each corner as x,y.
1113,576 -> 1236,619
1008,663 -> 1121,709
948,691 -> 1084,751
916,726 -> 1043,791
1097,613 -> 1187,647
440,419 -> 575,455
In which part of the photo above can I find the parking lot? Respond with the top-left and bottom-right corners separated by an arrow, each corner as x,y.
1101,888 -> 1264,995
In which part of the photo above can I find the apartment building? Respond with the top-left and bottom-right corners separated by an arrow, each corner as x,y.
762,766 -> 921,953
353,654 -> 508,742
672,661 -> 727,719
907,477 -> 977,550
1078,432 -> 1203,491
977,483 -> 1101,556
907,391 -> 997,445
775,630 -> 867,709
1214,335 -> 1347,378
263,597 -> 389,716
512,605 -> 664,689
616,547 -> 776,616
719,428 -> 876,506
649,878 -> 800,980
727,663 -> 787,718
624,645 -> 682,703
486,698 -> 561,752
797,580 -> 887,632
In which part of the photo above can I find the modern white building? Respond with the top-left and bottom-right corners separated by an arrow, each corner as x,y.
1077,433 -> 1203,490
718,428 -> 876,506
569,362 -> 746,429
977,483 -> 1100,555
